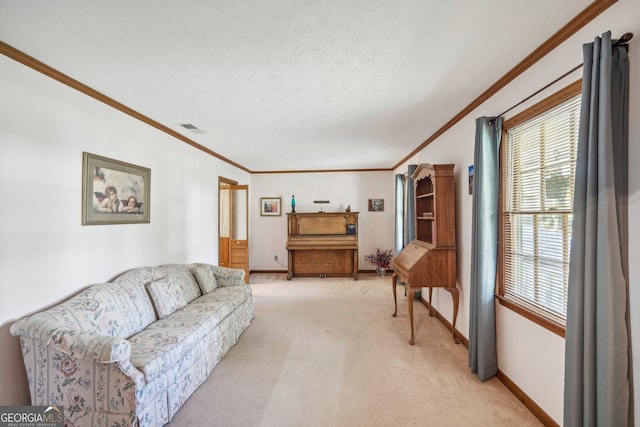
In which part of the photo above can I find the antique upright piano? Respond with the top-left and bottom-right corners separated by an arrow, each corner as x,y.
286,212 -> 359,280
392,163 -> 458,344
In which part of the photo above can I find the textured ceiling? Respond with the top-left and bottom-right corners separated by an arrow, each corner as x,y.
0,0 -> 593,172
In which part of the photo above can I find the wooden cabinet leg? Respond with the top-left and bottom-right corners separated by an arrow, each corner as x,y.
392,274 -> 398,317
447,287 -> 460,344
428,287 -> 433,316
407,286 -> 415,345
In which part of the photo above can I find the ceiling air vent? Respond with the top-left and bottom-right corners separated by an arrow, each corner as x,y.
179,123 -> 205,134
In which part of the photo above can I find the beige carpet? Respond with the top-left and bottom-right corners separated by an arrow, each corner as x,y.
168,273 -> 542,427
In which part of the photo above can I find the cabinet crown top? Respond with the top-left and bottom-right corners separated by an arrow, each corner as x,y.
411,163 -> 455,180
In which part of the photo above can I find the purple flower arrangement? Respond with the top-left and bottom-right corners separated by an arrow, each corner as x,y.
365,248 -> 393,270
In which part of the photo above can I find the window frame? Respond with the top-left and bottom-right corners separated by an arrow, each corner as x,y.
497,80 -> 582,338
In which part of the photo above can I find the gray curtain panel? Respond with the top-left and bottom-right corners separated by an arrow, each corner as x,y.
468,116 -> 502,381
394,174 -> 405,254
404,164 -> 417,247
563,31 -> 632,427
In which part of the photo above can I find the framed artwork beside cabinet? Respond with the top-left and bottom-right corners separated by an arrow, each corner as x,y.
368,198 -> 384,211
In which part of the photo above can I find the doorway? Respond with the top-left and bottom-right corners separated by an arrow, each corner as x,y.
218,177 -> 249,283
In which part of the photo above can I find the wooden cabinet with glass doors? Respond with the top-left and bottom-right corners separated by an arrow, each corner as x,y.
392,163 -> 458,344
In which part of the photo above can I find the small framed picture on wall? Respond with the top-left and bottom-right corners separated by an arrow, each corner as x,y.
368,199 -> 384,212
260,197 -> 282,216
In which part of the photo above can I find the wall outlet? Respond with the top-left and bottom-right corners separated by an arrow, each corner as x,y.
274,255 -> 278,261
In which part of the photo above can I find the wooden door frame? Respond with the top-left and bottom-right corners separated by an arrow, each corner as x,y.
229,184 -> 249,283
218,177 -> 237,267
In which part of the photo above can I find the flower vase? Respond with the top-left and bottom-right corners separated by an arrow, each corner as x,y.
376,267 -> 386,277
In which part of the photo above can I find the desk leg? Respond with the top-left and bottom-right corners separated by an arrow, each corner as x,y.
446,287 -> 460,344
407,286 -> 415,345
392,273 -> 398,317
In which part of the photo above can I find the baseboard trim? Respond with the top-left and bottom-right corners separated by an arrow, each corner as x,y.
249,269 -> 394,275
250,269 -> 288,274
416,295 -> 558,427
495,370 -> 559,427
417,295 -> 468,346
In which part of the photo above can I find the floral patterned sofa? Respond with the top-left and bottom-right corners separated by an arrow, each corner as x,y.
10,263 -> 254,427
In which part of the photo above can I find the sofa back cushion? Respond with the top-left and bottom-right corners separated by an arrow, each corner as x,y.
113,264 -> 202,318
155,264 -> 202,302
27,281 -> 156,338
129,264 -> 201,318
190,263 -> 247,288
192,264 -> 219,293
146,278 -> 188,318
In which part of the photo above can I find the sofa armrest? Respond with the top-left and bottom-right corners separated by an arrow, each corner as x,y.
211,265 -> 247,287
11,317 -> 130,363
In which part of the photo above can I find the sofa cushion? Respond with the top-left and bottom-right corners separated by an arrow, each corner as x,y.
146,279 -> 189,319
193,265 -> 219,294
128,322 -> 203,384
130,285 -> 251,383
189,286 -> 252,314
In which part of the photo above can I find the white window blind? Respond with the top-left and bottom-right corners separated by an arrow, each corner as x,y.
503,95 -> 580,327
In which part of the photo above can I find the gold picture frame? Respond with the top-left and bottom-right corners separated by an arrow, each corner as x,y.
82,152 -> 151,225
260,197 -> 282,216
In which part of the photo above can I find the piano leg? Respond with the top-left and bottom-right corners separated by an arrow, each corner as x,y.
392,273 -> 398,317
352,250 -> 358,280
407,286 -> 415,345
287,251 -> 293,280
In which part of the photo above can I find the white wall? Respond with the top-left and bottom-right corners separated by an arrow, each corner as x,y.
0,55 -> 250,404
397,0 -> 640,423
250,171 -> 395,272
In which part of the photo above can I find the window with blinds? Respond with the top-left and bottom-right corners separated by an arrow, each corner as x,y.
501,94 -> 580,329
